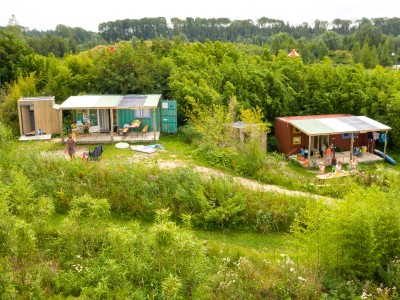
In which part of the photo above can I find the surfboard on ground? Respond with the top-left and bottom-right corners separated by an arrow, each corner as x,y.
374,149 -> 397,165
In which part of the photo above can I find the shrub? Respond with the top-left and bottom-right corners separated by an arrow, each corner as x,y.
69,194 -> 111,221
291,183 -> 400,285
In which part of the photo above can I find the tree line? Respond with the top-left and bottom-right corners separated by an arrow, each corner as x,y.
2,15 -> 400,67
1,21 -> 400,150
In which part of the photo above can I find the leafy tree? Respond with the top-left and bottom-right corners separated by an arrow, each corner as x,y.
90,41 -> 159,94
0,29 -> 33,85
320,31 -> 341,51
0,74 -> 37,132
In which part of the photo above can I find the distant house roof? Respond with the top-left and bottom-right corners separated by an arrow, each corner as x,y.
288,49 -> 301,58
277,115 -> 391,136
58,94 -> 162,110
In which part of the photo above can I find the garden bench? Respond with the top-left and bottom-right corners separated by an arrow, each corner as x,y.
122,127 -> 129,138
141,124 -> 149,137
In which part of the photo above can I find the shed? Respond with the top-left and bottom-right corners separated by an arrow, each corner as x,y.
17,96 -> 61,136
232,121 -> 267,152
275,114 -> 391,161
58,94 -> 163,142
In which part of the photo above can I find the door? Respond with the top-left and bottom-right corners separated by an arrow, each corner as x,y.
99,109 -> 111,132
89,109 -> 99,132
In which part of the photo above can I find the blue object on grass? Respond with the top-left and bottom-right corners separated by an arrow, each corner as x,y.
374,149 -> 397,165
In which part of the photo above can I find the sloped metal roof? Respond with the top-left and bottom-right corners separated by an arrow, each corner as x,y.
289,116 -> 391,136
58,94 -> 162,110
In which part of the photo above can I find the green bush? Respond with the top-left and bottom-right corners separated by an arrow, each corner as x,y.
292,182 -> 400,286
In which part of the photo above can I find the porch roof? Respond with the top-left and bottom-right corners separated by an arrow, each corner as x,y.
287,116 -> 391,136
58,94 -> 162,110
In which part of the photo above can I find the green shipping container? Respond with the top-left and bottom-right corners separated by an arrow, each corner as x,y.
161,100 -> 177,133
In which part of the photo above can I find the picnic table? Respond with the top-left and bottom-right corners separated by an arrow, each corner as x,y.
128,120 -> 142,137
315,171 -> 352,187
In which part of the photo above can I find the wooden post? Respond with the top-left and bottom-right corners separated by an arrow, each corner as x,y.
110,109 -> 114,142
152,108 -> 156,140
17,100 -> 23,136
307,135 -> 311,167
60,109 -> 64,144
383,130 -> 388,161
350,133 -> 354,161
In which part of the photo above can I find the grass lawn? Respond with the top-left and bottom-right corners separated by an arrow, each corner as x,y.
14,132 -> 399,259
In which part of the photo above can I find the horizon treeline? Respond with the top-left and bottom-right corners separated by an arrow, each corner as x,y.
1,16 -> 400,67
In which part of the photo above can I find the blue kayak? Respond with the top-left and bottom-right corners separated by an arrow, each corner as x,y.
374,149 -> 397,165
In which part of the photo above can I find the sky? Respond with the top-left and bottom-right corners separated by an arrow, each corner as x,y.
1,0 -> 400,32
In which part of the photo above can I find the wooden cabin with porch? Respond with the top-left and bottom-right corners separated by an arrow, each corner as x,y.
274,114 -> 392,166
58,94 -> 163,143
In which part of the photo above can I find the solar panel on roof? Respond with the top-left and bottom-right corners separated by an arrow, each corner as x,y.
119,95 -> 146,107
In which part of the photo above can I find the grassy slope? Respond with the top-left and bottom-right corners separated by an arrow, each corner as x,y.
17,133 -> 398,258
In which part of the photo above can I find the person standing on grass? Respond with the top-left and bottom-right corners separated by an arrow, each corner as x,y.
64,134 -> 76,160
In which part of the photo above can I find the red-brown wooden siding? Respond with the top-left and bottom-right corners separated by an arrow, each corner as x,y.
275,117 -> 371,156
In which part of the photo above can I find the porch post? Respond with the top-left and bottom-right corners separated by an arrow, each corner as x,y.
60,109 -> 64,144
350,133 -> 354,161
152,108 -> 156,140
383,130 -> 388,161
110,109 -> 114,142
307,135 -> 311,167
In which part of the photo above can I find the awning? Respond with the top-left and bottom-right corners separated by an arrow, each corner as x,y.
58,95 -> 122,110
289,116 -> 391,136
58,94 -> 162,110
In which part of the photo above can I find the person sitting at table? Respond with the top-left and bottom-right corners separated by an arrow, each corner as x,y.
335,161 -> 342,173
350,156 -> 357,170
319,161 -> 325,175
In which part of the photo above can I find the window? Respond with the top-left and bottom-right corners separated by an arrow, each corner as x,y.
293,127 -> 301,134
134,108 -> 151,119
342,133 -> 358,139
293,136 -> 301,145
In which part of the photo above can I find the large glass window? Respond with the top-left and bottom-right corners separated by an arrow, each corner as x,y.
89,109 -> 98,126
134,108 -> 151,119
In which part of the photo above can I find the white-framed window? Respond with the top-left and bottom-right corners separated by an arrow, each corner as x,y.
134,108 -> 151,119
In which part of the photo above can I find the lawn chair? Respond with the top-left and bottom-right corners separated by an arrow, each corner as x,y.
88,145 -> 103,161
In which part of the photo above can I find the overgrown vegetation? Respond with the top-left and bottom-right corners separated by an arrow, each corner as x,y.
2,15 -> 400,298
1,122 -> 400,298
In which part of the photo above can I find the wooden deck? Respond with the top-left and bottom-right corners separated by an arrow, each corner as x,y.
290,150 -> 386,168
67,131 -> 160,144
19,131 -> 160,144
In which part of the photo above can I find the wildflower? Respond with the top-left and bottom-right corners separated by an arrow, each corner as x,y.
297,276 -> 306,282
361,291 -> 372,299
290,267 -> 295,272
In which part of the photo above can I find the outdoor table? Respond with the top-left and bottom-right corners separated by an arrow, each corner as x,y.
129,120 -> 142,137
315,171 -> 352,187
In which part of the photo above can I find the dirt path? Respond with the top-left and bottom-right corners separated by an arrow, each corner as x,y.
51,148 -> 331,201
156,160 -> 330,201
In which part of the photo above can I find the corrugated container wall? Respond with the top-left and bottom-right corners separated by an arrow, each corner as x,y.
161,100 -> 177,133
